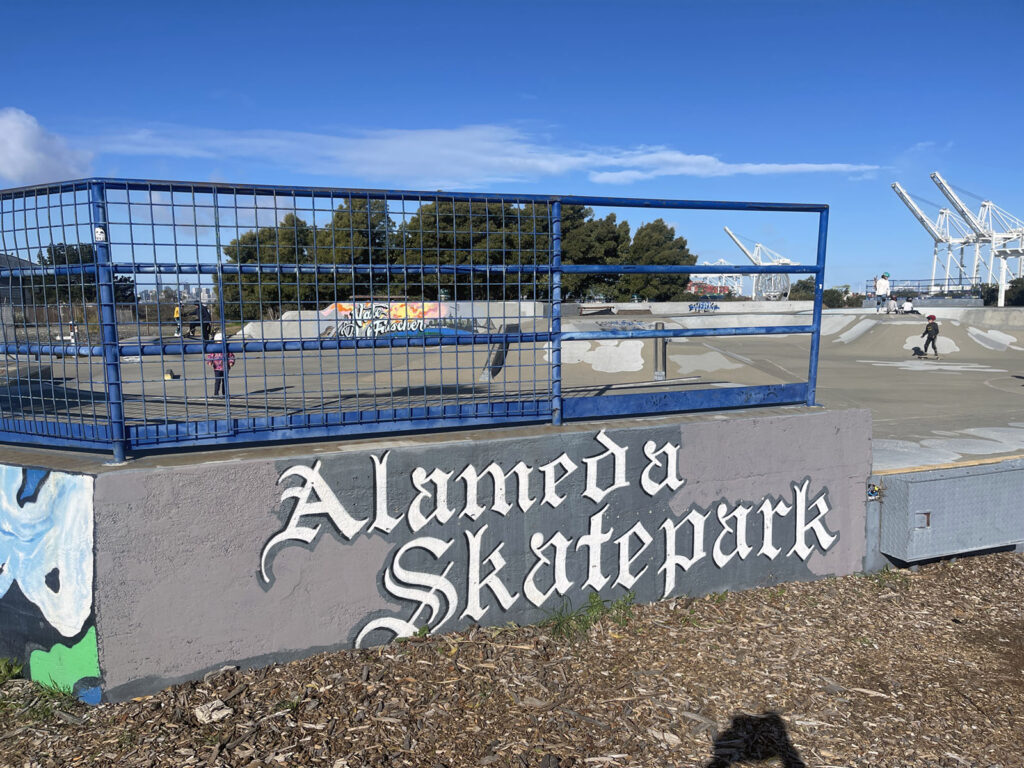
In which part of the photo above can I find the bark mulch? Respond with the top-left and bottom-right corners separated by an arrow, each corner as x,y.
2,552 -> 1022,768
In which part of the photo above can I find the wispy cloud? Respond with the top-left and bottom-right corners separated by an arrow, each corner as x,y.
0,108 -> 92,186
0,109 -> 879,190
92,123 -> 878,188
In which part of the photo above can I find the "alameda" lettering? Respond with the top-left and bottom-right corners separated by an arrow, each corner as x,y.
258,430 -> 838,646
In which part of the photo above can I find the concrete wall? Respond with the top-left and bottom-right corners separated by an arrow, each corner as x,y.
89,408 -> 871,701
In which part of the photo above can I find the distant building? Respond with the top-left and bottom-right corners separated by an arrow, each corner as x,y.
0,252 -> 35,305
688,281 -> 733,297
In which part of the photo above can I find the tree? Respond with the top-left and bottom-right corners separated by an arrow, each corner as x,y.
559,206 -> 631,301
398,200 -> 549,300
788,277 -> 815,300
218,199 -> 393,319
981,279 -> 1024,306
789,278 -> 848,308
34,243 -> 136,306
609,219 -> 695,301
821,288 -> 846,308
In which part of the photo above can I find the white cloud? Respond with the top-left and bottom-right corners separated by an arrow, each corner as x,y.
0,109 -> 881,189
92,122 -> 878,189
0,108 -> 92,186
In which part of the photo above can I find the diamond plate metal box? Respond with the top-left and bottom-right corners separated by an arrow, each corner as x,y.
879,458 -> 1024,562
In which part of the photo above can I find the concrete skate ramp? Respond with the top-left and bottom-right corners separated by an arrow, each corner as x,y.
554,308 -> 1024,472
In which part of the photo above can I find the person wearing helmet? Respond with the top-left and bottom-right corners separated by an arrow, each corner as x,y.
922,314 -> 940,358
874,272 -> 891,313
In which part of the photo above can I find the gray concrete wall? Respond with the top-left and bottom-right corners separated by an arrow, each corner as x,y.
92,408 -> 871,701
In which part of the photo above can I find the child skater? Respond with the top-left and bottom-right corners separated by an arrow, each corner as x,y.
921,314 -> 940,358
205,349 -> 236,396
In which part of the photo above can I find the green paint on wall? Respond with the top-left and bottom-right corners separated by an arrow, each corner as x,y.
29,626 -> 99,691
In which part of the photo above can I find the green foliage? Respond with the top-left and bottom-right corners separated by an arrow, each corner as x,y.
398,200 -> 551,301
541,591 -> 636,640
821,288 -> 846,308
980,278 -> 1024,306
0,657 -> 23,685
17,678 -> 82,722
33,243 -> 137,305
609,219 -> 696,301
789,277 -> 849,308
219,202 -> 394,320
606,591 -> 636,627
789,277 -> 815,301
678,606 -> 702,628
560,205 -> 630,301
862,566 -> 911,590
215,200 -> 699,317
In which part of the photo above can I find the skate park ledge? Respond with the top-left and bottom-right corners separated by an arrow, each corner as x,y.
1,405 -> 1022,703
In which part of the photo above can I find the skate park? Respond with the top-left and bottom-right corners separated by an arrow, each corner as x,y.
7,301 -> 1023,474
0,177 -> 1021,705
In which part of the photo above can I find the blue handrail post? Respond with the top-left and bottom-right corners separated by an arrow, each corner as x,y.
550,201 -> 563,426
806,206 -> 830,406
90,181 -> 128,462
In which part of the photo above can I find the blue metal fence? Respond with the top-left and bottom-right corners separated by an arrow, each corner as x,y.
0,178 -> 828,460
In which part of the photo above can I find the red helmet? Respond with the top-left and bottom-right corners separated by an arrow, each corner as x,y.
927,315 -> 936,321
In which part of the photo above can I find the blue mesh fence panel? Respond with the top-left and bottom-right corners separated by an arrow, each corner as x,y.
0,178 -> 827,458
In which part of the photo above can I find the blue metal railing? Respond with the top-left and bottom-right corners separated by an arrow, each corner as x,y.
0,178 -> 828,459
864,278 -> 984,298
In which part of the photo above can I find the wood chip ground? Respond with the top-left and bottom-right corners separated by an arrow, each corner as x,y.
2,552 -> 1022,768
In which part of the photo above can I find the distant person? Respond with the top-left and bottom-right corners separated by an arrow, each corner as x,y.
922,314 -> 940,358
902,296 -> 919,315
205,350 -> 235,396
874,272 -> 890,313
173,303 -> 182,337
188,302 -> 213,340
886,297 -> 898,314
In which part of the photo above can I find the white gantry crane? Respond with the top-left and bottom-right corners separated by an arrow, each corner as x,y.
891,182 -> 979,289
722,227 -> 796,300
690,259 -> 744,296
931,172 -> 1024,306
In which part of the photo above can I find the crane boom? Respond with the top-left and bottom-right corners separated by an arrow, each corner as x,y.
723,226 -> 759,264
930,172 -> 988,237
891,183 -> 945,243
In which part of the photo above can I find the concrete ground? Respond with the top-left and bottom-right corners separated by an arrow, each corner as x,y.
2,306 -> 1022,473
559,306 -> 1024,471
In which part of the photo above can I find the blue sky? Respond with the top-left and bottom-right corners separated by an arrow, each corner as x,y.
2,0 -> 1022,290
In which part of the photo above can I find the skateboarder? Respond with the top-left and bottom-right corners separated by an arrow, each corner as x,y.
921,314 -> 940,358
188,302 -> 213,340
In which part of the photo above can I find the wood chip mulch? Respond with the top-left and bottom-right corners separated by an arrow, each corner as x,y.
2,552 -> 1023,768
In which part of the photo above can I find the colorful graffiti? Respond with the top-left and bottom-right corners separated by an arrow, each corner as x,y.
320,301 -> 445,320
0,465 -> 99,703
316,301 -> 479,340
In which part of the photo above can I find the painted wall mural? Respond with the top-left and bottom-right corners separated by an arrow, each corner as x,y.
0,465 -> 100,703
259,428 -> 843,648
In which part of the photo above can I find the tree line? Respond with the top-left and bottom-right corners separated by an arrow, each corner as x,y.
215,200 -> 697,319
23,243 -> 138,306
5,201 -> 697,319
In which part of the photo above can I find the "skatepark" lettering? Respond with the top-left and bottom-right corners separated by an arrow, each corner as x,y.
258,430 -> 838,646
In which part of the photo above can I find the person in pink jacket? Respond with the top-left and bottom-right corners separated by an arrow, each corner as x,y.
205,351 -> 235,396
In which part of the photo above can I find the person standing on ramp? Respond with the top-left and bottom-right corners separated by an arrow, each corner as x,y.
875,272 -> 890,313
921,314 -> 940,358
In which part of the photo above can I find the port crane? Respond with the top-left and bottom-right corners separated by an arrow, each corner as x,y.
931,172 -> 1024,306
722,227 -> 796,301
891,183 -> 978,289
